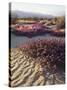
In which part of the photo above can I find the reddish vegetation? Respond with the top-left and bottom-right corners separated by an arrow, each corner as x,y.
19,38 -> 65,73
11,23 -> 52,37
11,23 -> 65,37
15,23 -> 42,32
11,16 -> 65,37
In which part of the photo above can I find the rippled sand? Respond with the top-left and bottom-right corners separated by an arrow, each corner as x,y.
9,40 -> 65,87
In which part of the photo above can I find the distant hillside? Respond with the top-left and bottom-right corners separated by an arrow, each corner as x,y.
10,10 -> 54,19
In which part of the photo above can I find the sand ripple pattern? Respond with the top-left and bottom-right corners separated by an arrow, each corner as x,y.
9,38 -> 65,87
9,48 -> 46,87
